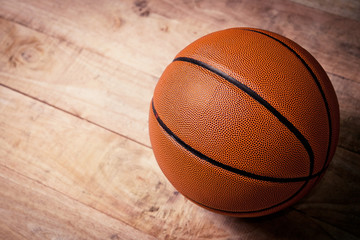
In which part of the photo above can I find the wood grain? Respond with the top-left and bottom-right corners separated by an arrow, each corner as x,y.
330,74 -> 360,154
0,18 -> 156,146
290,0 -> 360,21
0,164 -> 156,240
0,0 -> 359,239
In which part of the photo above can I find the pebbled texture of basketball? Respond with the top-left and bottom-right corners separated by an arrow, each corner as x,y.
149,28 -> 340,217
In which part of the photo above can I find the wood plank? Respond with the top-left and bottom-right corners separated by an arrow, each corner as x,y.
290,0 -> 360,21
0,165 -> 156,240
0,0 -> 183,78
329,73 -> 360,154
0,0 -> 358,82
1,78 -> 355,239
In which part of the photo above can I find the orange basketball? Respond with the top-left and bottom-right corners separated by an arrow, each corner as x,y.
149,28 -> 340,217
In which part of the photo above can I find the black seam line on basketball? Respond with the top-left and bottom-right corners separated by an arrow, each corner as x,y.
181,185 -> 306,214
173,57 -> 315,177
152,99 -> 323,183
243,29 -> 333,174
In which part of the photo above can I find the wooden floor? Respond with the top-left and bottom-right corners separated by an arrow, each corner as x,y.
0,0 -> 359,239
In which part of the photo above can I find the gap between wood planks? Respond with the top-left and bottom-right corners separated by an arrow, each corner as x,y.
0,82 -> 152,150
328,72 -> 358,84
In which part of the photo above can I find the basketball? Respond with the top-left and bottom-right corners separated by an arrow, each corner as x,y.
149,28 -> 340,217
